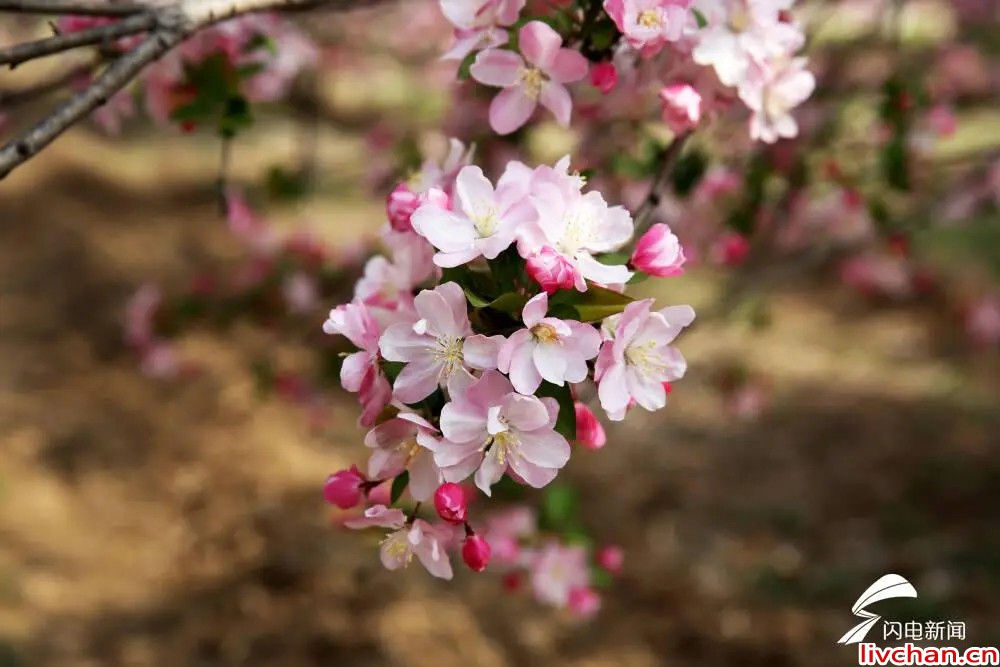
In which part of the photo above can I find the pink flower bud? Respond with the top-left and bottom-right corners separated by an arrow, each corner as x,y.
659,84 -> 702,135
596,545 -> 624,573
590,62 -> 618,94
573,402 -> 606,450
433,482 -> 467,524
630,223 -> 686,277
323,465 -> 364,509
568,586 -> 601,617
526,247 -> 576,294
462,534 -> 491,572
712,232 -> 750,267
386,183 -> 420,232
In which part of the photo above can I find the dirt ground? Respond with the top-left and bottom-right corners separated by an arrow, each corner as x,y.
0,122 -> 998,667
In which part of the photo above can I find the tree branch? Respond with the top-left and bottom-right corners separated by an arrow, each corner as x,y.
0,0 -> 394,181
632,131 -> 692,237
0,0 -> 147,16
0,13 -> 156,68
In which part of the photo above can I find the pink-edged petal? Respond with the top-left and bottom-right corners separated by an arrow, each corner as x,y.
392,356 -> 442,404
576,252 -> 633,286
413,533 -> 454,580
464,334 -> 503,371
411,206 -> 477,252
497,328 -> 531,372
489,86 -> 537,135
521,292 -> 548,327
539,81 -> 572,127
597,362 -> 630,421
507,339 -> 542,394
508,457 -> 559,489
434,247 -> 483,268
566,321 -> 602,359
454,165 -> 497,219
446,367 -> 477,397
407,452 -> 442,501
501,393 -> 550,431
367,447 -> 406,479
344,505 -> 406,529
533,342 -> 568,385
440,400 -> 487,444
470,48 -> 523,87
657,304 -> 696,330
379,322 -> 429,362
414,288 -> 461,338
519,20 -> 562,70
364,417 -> 415,450
475,450 -> 507,495
517,428 -> 570,467
467,369 -> 514,406
434,439 -> 480,467
548,49 -> 589,83
625,369 -> 666,412
339,351 -> 371,393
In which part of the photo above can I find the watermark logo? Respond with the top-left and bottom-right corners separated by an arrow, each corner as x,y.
838,573 -> 918,644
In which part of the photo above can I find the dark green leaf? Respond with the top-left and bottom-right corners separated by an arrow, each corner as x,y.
463,286 -> 492,308
692,8 -> 708,28
596,252 -> 629,266
671,148 -> 708,197
573,283 -> 634,323
541,484 -> 578,529
484,292 -> 529,316
390,471 -> 409,504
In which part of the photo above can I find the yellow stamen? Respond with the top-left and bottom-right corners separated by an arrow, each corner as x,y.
518,66 -> 545,100
638,9 -> 662,28
531,323 -> 559,343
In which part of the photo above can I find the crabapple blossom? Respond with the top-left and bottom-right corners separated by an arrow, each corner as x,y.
519,165 -> 635,290
324,466 -> 365,509
354,230 -> 437,310
364,412 -> 443,501
595,299 -> 695,420
590,62 -> 619,94
439,0 -> 526,61
604,0 -> 694,57
497,292 -> 602,394
434,371 -> 571,494
568,587 -> 602,616
596,545 -> 624,573
433,482 -> 468,524
323,302 -> 396,426
573,402 -> 607,449
483,506 -> 536,565
470,21 -> 588,134
379,282 -> 504,403
526,246 -> 578,294
411,166 -> 535,267
529,541 -> 591,607
659,83 -> 703,134
631,223 -> 687,276
739,56 -> 815,143
462,533 -> 492,572
346,505 -> 454,579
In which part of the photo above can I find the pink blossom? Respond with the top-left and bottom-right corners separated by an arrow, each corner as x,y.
596,544 -> 624,573
434,371 -> 571,494
739,56 -> 815,143
692,0 -> 804,88
324,466 -> 365,509
346,505 -> 454,579
590,62 -> 619,94
433,482 -> 468,524
364,412 -> 443,501
574,402 -> 607,449
568,587 -> 602,617
439,0 -> 525,60
497,292 -> 602,394
354,230 -> 436,311
519,161 -> 635,290
483,506 -> 536,565
378,282 -> 504,403
282,272 -> 318,314
226,189 -> 278,256
529,541 -> 590,607
410,166 -> 535,267
386,184 -> 422,232
595,299 -> 694,421
711,231 -> 750,266
526,246 -> 578,294
322,302 -> 395,427
631,223 -> 687,276
604,0 -> 693,57
965,296 -> 1000,348
462,533 -> 492,572
658,83 -> 702,134
470,21 -> 588,134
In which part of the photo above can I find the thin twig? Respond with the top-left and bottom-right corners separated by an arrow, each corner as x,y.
632,131 -> 692,237
0,60 -> 96,106
0,13 -> 156,68
0,0 -> 147,15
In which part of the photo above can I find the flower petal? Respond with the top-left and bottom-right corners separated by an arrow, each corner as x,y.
470,48 -> 523,87
539,81 -> 572,127
519,20 -> 562,70
489,86 -> 537,135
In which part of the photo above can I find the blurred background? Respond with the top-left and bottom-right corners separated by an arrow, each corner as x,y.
0,0 -> 998,665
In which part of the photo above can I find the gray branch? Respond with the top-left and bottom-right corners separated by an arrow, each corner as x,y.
0,0 -> 147,16
0,12 -> 157,68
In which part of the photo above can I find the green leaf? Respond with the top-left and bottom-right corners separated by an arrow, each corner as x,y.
627,271 -> 650,285
596,252 -> 629,266
484,292 -> 529,316
536,381 -> 576,441
390,471 -> 409,505
541,484 -> 578,529
463,286 -> 492,308
381,360 -> 405,383
457,50 -> 477,81
671,148 -> 708,197
692,8 -> 708,28
572,284 -> 635,323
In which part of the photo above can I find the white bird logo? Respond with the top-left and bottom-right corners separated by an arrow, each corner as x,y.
838,574 -> 918,644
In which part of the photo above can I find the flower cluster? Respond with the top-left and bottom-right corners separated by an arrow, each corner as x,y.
437,0 -> 813,141
323,149 -> 694,586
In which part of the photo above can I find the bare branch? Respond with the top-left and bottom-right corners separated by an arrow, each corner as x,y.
0,0 -> 146,16
0,60 -> 96,106
632,132 -> 692,237
0,13 -> 156,68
